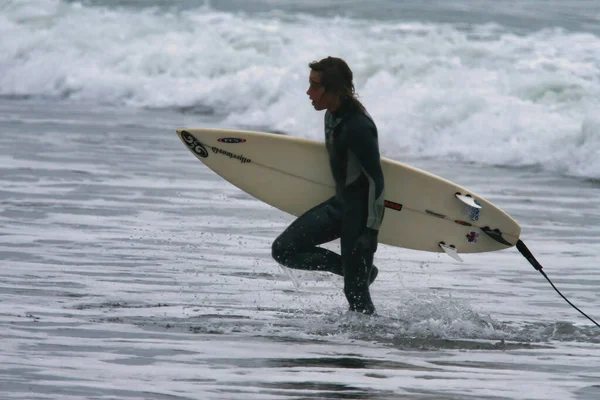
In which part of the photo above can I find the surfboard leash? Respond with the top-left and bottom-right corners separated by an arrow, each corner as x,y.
516,239 -> 600,329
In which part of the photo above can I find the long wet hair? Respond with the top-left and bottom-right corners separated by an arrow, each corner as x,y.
309,56 -> 365,112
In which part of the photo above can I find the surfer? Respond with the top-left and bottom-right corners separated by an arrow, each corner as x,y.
272,57 -> 385,315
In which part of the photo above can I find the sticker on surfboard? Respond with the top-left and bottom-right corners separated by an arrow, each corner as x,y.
466,231 -> 479,243
384,200 -> 403,211
464,205 -> 481,221
211,147 -> 251,164
456,193 -> 482,221
217,138 -> 246,144
181,131 -> 208,158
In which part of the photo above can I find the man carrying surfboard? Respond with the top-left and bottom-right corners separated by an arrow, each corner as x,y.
272,57 -> 385,315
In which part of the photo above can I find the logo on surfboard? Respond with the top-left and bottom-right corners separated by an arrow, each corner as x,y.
466,231 -> 479,243
384,200 -> 403,211
217,138 -> 246,144
463,199 -> 482,221
181,131 -> 208,158
211,146 -> 251,164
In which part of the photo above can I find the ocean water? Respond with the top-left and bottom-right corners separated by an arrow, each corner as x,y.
1,1 -> 599,399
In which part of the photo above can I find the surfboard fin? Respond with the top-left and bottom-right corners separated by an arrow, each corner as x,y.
439,242 -> 463,262
455,193 -> 482,209
481,227 -> 514,247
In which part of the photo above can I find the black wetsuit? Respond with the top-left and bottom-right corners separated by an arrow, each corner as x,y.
272,100 -> 385,314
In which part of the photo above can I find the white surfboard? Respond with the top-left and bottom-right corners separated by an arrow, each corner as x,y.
176,128 -> 521,256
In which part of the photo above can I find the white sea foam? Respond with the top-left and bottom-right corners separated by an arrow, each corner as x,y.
1,0 -> 599,178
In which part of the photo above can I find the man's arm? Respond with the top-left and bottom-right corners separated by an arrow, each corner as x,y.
347,118 -> 385,231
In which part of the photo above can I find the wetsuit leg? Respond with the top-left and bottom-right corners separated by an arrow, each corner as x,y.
340,197 -> 376,315
343,243 -> 375,314
271,196 -> 344,276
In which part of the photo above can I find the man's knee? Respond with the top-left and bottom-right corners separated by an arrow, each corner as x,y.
271,236 -> 290,264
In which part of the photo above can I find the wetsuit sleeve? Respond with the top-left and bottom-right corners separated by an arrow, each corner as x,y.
346,120 -> 385,231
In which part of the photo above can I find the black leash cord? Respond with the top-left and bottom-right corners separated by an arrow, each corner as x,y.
517,240 -> 600,328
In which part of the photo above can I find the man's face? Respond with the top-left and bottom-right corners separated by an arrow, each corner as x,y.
306,70 -> 328,111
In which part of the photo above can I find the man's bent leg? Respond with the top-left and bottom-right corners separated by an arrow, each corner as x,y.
271,197 -> 343,276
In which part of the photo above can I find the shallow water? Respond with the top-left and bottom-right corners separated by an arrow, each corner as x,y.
2,0 -> 600,398
1,99 -> 599,399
